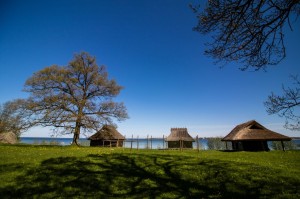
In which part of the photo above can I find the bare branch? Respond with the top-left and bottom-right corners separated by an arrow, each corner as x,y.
191,0 -> 300,70
264,75 -> 300,130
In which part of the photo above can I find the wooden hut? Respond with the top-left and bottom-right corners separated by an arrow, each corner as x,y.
88,125 -> 125,147
166,128 -> 195,149
222,120 -> 291,151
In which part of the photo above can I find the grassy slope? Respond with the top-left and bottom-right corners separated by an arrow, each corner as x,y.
0,145 -> 299,199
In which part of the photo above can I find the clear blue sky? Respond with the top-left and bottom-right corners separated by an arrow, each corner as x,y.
1,0 -> 299,138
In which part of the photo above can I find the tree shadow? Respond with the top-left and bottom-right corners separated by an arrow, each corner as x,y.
0,153 -> 299,198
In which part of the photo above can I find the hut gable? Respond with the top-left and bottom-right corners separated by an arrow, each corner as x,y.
88,125 -> 125,141
222,120 -> 291,141
166,128 -> 195,141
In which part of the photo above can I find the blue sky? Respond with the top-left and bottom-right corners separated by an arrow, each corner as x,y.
1,0 -> 299,138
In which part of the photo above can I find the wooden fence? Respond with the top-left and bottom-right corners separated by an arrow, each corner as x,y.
121,135 -> 202,151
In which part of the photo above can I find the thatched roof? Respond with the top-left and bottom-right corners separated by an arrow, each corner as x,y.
0,132 -> 17,144
166,128 -> 195,141
222,120 -> 291,141
88,125 -> 125,140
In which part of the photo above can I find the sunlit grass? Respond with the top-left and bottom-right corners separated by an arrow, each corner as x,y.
0,145 -> 299,198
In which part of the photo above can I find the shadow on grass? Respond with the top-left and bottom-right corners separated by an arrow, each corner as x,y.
1,153 -> 299,198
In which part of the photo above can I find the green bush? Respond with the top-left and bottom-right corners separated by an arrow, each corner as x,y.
206,137 -> 226,150
271,141 -> 297,150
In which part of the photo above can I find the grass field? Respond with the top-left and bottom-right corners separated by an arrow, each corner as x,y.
0,145 -> 299,198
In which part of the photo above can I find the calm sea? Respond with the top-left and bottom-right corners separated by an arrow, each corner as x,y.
20,137 -> 300,150
20,137 -> 208,149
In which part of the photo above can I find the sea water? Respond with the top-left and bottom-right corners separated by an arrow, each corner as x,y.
20,137 -> 208,149
20,137 -> 90,146
19,137 -> 300,150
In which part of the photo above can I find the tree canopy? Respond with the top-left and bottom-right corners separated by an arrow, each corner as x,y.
24,52 -> 128,145
191,0 -> 300,70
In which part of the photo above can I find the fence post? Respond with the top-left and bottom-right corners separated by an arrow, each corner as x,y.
180,136 -> 182,151
281,140 -> 285,151
137,135 -> 139,150
123,135 -> 126,150
166,137 -> 168,149
147,134 -> 149,149
163,135 -> 165,150
151,136 -> 153,150
130,134 -> 133,151
196,135 -> 199,152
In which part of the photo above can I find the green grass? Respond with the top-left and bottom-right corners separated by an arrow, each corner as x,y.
0,145 -> 299,198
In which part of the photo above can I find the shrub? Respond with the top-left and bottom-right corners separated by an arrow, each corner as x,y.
206,137 -> 226,150
271,141 -> 297,150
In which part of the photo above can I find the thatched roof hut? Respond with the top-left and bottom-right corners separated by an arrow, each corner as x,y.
166,128 -> 195,148
88,125 -> 125,147
222,120 -> 291,151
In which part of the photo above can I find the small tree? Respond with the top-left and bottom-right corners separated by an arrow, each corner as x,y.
24,52 -> 128,145
264,76 -> 300,131
0,99 -> 31,138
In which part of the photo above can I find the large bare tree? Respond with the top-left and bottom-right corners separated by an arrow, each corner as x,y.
191,0 -> 300,70
24,52 -> 128,145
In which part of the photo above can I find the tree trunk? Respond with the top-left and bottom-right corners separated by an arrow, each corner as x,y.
71,121 -> 81,146
71,132 -> 80,146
